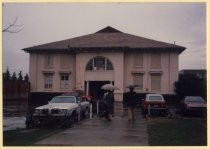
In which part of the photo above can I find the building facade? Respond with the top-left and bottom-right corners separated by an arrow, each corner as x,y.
23,26 -> 185,101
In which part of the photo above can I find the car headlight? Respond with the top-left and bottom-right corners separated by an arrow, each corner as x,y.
34,109 -> 42,114
60,109 -> 68,114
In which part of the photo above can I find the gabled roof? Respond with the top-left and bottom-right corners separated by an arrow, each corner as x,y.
23,26 -> 186,54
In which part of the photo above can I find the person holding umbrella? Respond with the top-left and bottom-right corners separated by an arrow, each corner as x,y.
103,89 -> 114,121
125,85 -> 138,122
101,84 -> 118,121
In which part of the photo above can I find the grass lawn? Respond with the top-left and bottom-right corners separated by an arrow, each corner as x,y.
3,128 -> 64,146
147,118 -> 207,146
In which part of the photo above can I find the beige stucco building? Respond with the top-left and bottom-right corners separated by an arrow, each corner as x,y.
23,26 -> 185,101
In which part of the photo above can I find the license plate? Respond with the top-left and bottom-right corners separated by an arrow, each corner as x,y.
153,105 -> 158,108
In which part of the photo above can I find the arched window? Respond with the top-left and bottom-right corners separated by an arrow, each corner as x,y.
86,56 -> 113,71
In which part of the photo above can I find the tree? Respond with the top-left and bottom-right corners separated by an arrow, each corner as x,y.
174,73 -> 207,100
3,67 -> 11,80
24,73 -> 29,82
11,72 -> 17,81
3,16 -> 23,33
18,71 -> 23,81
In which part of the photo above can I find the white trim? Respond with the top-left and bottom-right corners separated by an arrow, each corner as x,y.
58,71 -> 71,74
131,71 -> 145,74
42,70 -> 55,74
149,71 -> 163,74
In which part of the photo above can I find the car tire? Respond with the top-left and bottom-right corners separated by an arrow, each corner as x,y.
26,119 -> 34,129
162,110 -> 168,117
181,109 -> 186,116
72,111 -> 80,123
62,116 -> 73,128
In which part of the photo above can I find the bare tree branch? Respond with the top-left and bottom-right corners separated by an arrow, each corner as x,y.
3,16 -> 24,33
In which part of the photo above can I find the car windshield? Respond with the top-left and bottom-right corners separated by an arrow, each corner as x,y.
50,96 -> 76,103
148,95 -> 163,101
185,96 -> 205,103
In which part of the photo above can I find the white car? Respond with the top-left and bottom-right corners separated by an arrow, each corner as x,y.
32,95 -> 90,127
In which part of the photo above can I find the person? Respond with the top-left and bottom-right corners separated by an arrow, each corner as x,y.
125,87 -> 137,122
122,93 -> 127,117
102,90 -> 114,121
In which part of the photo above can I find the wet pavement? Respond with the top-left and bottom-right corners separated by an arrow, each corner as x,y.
3,117 -> 26,131
35,102 -> 148,146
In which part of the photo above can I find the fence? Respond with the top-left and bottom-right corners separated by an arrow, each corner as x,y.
3,80 -> 30,116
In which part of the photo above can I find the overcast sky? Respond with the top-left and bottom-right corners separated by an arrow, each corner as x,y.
2,3 -> 206,75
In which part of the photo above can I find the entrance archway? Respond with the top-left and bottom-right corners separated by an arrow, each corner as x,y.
85,56 -> 114,99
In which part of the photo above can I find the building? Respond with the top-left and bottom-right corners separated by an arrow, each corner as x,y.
179,69 -> 206,79
23,26 -> 186,101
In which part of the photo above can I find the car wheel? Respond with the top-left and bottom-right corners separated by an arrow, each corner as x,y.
61,116 -> 73,128
162,110 -> 168,117
72,111 -> 79,123
64,112 -> 77,127
181,109 -> 186,116
26,118 -> 34,129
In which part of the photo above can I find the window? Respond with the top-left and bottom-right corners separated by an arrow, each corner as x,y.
44,73 -> 53,89
151,74 -> 161,91
60,55 -> 70,69
149,95 -> 163,101
94,57 -> 105,70
86,56 -> 113,71
133,53 -> 143,67
133,73 -> 143,90
151,53 -> 161,69
45,55 -> 53,68
107,60 -> 114,70
86,59 -> 93,70
60,74 -> 69,89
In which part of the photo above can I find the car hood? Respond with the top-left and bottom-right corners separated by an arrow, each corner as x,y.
36,103 -> 78,110
186,102 -> 207,108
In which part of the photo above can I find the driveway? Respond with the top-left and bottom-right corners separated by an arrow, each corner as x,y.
35,102 -> 148,146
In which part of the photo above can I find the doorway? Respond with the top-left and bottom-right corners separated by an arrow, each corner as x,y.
88,81 -> 110,100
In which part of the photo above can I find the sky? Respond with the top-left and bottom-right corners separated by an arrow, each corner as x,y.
2,2 -> 206,75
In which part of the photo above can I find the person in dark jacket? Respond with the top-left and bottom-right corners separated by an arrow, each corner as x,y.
125,87 -> 137,121
103,90 -> 114,121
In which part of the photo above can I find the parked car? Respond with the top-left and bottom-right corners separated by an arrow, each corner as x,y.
26,95 -> 90,128
141,94 -> 168,116
62,92 -> 90,117
79,96 -> 91,118
180,96 -> 207,116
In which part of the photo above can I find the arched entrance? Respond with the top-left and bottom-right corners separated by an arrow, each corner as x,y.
84,56 -> 114,100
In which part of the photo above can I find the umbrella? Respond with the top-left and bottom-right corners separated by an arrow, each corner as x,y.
126,85 -> 140,88
101,84 -> 119,90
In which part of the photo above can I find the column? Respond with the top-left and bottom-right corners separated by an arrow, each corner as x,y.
86,81 -> 89,95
